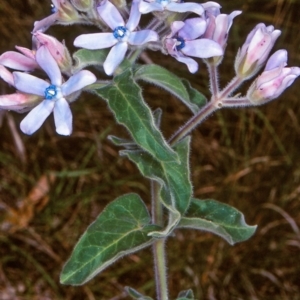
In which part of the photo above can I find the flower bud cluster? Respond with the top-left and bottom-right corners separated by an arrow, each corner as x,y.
0,0 -> 299,136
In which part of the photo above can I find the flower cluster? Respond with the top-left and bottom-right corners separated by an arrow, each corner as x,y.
0,0 -> 299,136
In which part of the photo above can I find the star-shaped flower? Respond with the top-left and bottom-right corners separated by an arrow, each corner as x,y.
165,18 -> 223,73
74,0 -> 158,75
13,46 -> 96,135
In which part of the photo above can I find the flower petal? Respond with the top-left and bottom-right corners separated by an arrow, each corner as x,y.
32,13 -> 58,33
139,1 -> 163,14
0,51 -> 38,71
166,2 -> 204,15
182,39 -> 223,58
0,65 -> 14,86
174,55 -> 199,73
97,0 -> 124,30
0,93 -> 42,112
74,33 -> 117,49
61,70 -> 96,96
13,72 -> 49,96
170,21 -> 185,37
36,46 -> 62,86
265,49 -> 287,71
128,30 -> 158,45
20,100 -> 55,135
53,97 -> 72,135
126,0 -> 142,31
179,18 -> 206,40
103,42 -> 128,75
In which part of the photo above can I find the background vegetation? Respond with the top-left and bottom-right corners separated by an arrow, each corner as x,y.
0,0 -> 299,299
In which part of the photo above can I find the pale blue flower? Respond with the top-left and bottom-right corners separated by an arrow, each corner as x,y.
165,18 -> 223,73
13,46 -> 96,135
74,0 -> 158,75
139,0 -> 204,15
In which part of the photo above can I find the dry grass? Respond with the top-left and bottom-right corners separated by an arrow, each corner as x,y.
0,0 -> 300,299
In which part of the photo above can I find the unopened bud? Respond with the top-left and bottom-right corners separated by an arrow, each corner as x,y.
247,50 -> 300,105
34,32 -> 72,74
235,23 -> 281,79
71,0 -> 93,12
56,0 -> 81,23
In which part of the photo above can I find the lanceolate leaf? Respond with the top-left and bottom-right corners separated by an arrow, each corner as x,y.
124,137 -> 191,214
73,49 -> 108,72
181,79 -> 207,111
96,69 -> 178,163
60,194 -> 159,285
178,199 -> 257,245
134,64 -> 206,114
122,137 -> 192,237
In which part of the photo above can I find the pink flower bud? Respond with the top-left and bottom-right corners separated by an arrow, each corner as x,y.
0,51 -> 38,71
247,50 -> 300,105
235,23 -> 281,79
0,93 -> 42,113
34,32 -> 72,74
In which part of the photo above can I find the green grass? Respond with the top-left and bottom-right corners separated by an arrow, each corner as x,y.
0,0 -> 300,299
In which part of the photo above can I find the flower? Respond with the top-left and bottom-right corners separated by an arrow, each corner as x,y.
235,23 -> 281,79
139,0 -> 204,15
247,50 -> 300,105
164,18 -> 223,73
13,46 -> 96,135
0,65 -> 41,112
74,0 -> 158,75
34,31 -> 72,73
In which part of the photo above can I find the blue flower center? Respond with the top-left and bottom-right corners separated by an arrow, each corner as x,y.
50,4 -> 57,14
175,37 -> 185,50
45,85 -> 57,100
113,26 -> 127,40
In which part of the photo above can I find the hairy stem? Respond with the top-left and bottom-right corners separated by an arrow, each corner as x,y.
151,181 -> 169,300
169,101 -> 218,145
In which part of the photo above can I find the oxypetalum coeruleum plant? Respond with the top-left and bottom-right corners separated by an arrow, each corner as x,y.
0,0 -> 299,299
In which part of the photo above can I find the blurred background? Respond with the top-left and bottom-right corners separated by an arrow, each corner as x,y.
0,0 -> 299,299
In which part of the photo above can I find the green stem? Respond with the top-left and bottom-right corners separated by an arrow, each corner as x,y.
151,181 -> 169,300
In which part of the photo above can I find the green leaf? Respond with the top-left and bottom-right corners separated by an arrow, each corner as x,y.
134,64 -> 206,114
178,199 -> 257,245
125,286 -> 154,300
60,193 -> 159,285
107,135 -> 137,149
181,79 -> 207,111
123,137 -> 192,237
96,68 -> 178,163
177,289 -> 195,300
73,48 -> 108,72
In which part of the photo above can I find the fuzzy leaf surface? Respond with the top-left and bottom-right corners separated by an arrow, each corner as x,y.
126,286 -> 154,300
134,64 -> 206,113
96,69 -> 178,163
179,199 -> 257,245
60,193 -> 159,285
73,49 -> 108,72
176,289 -> 195,300
123,137 -> 192,236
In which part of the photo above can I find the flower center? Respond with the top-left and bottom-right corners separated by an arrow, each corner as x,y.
45,85 -> 57,100
175,37 -> 185,50
113,26 -> 127,40
50,4 -> 57,14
